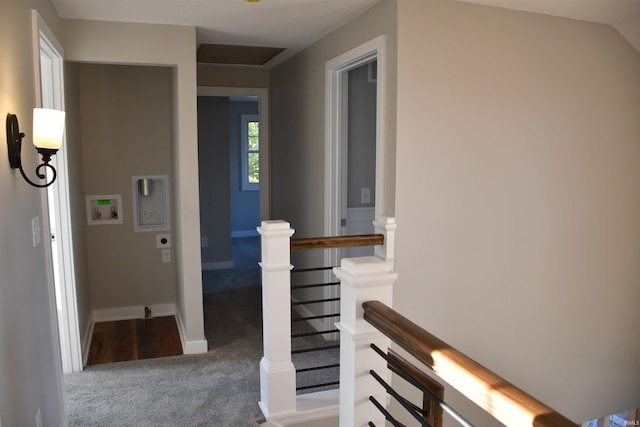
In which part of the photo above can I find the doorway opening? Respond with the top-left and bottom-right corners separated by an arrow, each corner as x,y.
197,91 -> 266,294
322,36 -> 386,332
196,87 -> 268,360
325,35 -> 386,261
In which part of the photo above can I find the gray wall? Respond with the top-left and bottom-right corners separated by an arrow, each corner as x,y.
76,63 -> 177,310
347,62 -> 377,208
271,0 -> 397,238
198,96 -> 232,265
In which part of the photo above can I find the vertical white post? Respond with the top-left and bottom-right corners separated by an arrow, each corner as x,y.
334,256 -> 397,427
373,215 -> 396,264
258,220 -> 297,418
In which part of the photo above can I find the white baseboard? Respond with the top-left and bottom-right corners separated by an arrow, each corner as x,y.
81,317 -> 94,368
232,230 -> 259,238
92,303 -> 176,323
174,309 -> 208,354
261,389 -> 339,426
202,260 -> 234,271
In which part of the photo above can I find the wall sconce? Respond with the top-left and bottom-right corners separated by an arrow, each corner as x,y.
6,108 -> 66,188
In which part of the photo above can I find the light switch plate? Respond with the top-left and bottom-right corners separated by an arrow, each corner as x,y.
361,187 -> 371,204
156,234 -> 171,248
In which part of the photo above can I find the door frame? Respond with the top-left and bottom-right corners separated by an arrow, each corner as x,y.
324,35 -> 386,260
197,86 -> 270,221
32,10 -> 83,376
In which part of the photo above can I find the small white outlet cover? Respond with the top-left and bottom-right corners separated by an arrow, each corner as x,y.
156,233 -> 171,248
162,248 -> 171,263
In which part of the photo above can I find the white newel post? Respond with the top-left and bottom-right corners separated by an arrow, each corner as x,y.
334,222 -> 397,427
258,220 -> 297,418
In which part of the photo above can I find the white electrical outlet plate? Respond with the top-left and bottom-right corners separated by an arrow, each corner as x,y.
162,249 -> 171,263
156,233 -> 171,248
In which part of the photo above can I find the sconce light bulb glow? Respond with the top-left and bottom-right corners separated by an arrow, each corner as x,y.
32,108 -> 65,149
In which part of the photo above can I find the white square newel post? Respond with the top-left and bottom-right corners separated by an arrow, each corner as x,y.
334,255 -> 397,427
258,220 -> 297,418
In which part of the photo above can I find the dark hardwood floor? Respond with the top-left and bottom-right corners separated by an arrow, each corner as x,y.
87,316 -> 183,366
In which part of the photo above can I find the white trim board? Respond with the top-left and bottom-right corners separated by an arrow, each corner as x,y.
92,303 -> 176,323
175,308 -> 208,354
81,317 -> 94,368
262,389 -> 339,426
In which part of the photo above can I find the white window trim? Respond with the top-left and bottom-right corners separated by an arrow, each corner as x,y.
241,113 -> 259,191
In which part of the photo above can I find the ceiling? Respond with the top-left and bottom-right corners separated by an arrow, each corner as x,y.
50,0 -> 640,67
50,0 -> 383,67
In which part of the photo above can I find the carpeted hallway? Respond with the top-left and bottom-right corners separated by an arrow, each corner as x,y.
64,238 -> 265,426
64,237 -> 338,425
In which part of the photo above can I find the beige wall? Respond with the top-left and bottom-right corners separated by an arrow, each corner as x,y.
63,19 -> 207,352
64,61 -> 93,358
394,0 -> 640,423
74,63 -> 176,309
197,64 -> 270,89
0,1 -> 66,425
271,0 -> 397,237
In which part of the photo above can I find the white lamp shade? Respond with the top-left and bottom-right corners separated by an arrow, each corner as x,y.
32,108 -> 65,150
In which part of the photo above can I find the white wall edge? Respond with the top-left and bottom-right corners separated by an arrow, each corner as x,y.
81,317 -> 94,368
175,308 -> 208,354
202,260 -> 234,271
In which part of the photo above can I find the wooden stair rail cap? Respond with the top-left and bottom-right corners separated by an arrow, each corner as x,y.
362,300 -> 578,427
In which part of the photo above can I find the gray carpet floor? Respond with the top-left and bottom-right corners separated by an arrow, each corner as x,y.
65,285 -> 265,426
64,238 -> 337,426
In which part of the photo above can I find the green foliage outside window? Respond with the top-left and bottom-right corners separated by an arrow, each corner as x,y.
247,121 -> 259,183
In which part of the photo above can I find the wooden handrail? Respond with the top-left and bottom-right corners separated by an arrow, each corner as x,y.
290,233 -> 384,251
363,300 -> 579,427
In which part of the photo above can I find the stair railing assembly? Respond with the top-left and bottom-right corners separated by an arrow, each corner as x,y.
257,216 -> 397,423
360,300 -> 580,427
290,234 -> 385,394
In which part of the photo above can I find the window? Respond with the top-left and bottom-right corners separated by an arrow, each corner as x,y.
241,114 -> 259,191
